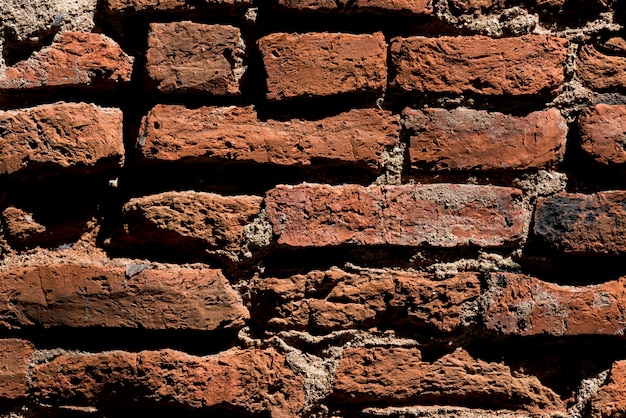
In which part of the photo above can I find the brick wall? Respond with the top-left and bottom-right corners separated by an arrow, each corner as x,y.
0,0 -> 625,416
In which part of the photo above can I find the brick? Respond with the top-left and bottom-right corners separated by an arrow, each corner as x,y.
0,264 -> 248,330
31,348 -> 305,416
0,32 -> 133,90
2,207 -> 46,243
0,339 -> 34,400
577,41 -> 626,92
252,268 -> 480,332
363,406 -> 565,417
578,104 -> 626,165
259,32 -> 387,100
0,102 -> 124,176
482,272 -> 626,336
138,105 -> 399,170
105,0 -> 249,13
146,22 -> 244,95
590,360 -> 626,418
276,0 -> 431,14
120,191 -> 262,254
331,347 -> 565,413
265,183 -> 524,248
404,107 -> 567,171
533,191 -> 626,255
390,35 -> 569,96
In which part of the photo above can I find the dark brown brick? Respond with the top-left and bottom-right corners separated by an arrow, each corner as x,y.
578,104 -> 626,165
390,35 -> 569,96
258,32 -> 387,100
265,183 -> 524,248
404,107 -> 567,171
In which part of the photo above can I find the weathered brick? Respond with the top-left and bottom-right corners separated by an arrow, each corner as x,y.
404,107 -> 567,171
31,348 -> 305,416
578,104 -> 626,165
363,406 -> 565,417
590,360 -> 626,418
265,183 -> 524,248
105,0 -> 249,13
138,105 -> 399,170
482,272 -> 626,336
253,268 -> 480,332
0,264 -> 248,330
577,40 -> 626,92
276,0 -> 431,14
146,22 -> 245,95
390,35 -> 568,96
533,191 -> 626,255
120,191 -> 262,254
0,102 -> 124,176
0,32 -> 133,90
331,347 -> 565,413
259,32 -> 387,100
0,339 -> 34,400
2,207 -> 46,243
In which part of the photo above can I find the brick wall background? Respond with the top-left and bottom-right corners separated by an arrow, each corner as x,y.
0,0 -> 625,416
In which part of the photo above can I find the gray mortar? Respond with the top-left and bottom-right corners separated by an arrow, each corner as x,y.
241,209 -> 274,259
567,369 -> 610,418
373,141 -> 406,186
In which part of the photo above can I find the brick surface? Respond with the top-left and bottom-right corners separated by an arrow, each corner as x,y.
0,32 -> 133,90
390,35 -> 569,96
276,0 -> 431,13
0,102 -> 124,176
0,339 -> 34,400
0,265 -> 248,330
120,191 -> 262,254
404,107 -> 567,170
331,347 -> 565,413
253,268 -> 480,332
31,348 -> 305,416
578,104 -> 626,165
259,32 -> 387,100
590,360 -> 626,418
105,0 -> 249,13
577,40 -> 626,92
533,191 -> 626,255
482,272 -> 626,336
146,22 -> 245,95
265,183 -> 524,248
138,105 -> 399,170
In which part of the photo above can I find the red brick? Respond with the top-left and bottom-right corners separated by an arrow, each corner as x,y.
265,183 -> 524,248
105,0 -> 249,13
276,0 -> 431,13
0,339 -> 34,400
1,207 -> 46,243
578,104 -> 626,165
482,272 -> 626,336
0,32 -> 133,90
590,360 -> 626,418
404,107 -> 567,170
533,191 -> 626,255
577,41 -> 626,92
146,22 -> 245,95
253,268 -> 480,332
120,191 -> 262,254
332,347 -> 565,413
0,264 -> 248,330
390,35 -> 569,96
31,348 -> 305,416
0,102 -> 124,176
259,32 -> 387,100
138,105 -> 399,170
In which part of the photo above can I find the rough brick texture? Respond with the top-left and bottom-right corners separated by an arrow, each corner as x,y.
404,107 -> 567,170
0,265 -> 248,330
265,183 -> 524,248
590,360 -> 626,418
138,104 -> 399,169
577,40 -> 626,92
252,268 -> 480,332
0,32 -> 133,90
331,347 -> 565,413
578,104 -> 626,165
533,191 -> 626,255
146,22 -> 245,95
0,102 -> 124,176
390,35 -> 569,96
0,339 -> 34,400
259,32 -> 387,100
482,272 -> 626,336
275,0 -> 432,13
